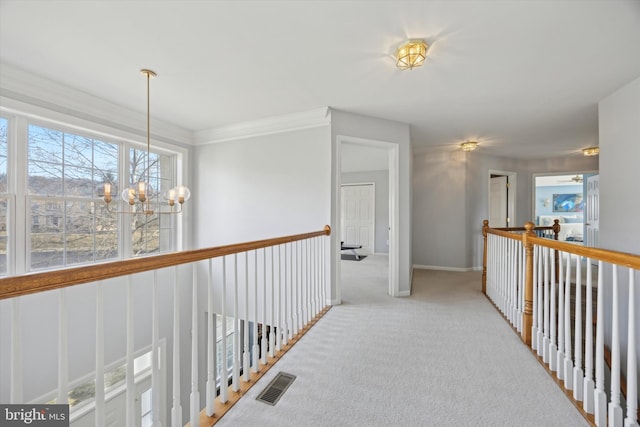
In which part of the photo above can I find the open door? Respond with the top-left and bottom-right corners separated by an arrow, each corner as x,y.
490,176 -> 508,227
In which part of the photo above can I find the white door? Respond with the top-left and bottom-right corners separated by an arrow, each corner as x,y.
489,176 -> 508,227
341,184 -> 375,255
586,174 -> 599,247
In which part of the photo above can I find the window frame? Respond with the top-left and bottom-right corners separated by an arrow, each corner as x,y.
0,107 -> 188,276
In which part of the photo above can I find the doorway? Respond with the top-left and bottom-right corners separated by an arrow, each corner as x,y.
488,170 -> 517,227
333,136 -> 399,303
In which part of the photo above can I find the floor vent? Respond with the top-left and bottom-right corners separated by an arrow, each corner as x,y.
256,371 -> 296,406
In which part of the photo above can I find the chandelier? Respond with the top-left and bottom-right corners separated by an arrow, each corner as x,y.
396,39 -> 428,70
460,141 -> 478,152
103,69 -> 190,214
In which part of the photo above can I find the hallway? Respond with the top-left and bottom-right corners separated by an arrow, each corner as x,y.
217,256 -> 587,426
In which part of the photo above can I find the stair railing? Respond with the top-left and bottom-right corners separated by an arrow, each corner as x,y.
0,225 -> 331,426
483,220 -> 639,427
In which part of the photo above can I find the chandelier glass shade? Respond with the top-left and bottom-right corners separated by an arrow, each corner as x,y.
582,146 -> 599,156
460,141 -> 478,152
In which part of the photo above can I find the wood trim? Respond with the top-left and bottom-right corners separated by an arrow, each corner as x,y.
486,227 -> 525,241
0,225 -> 331,300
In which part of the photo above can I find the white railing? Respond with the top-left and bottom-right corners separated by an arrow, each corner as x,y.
0,226 -> 331,426
483,221 -> 639,427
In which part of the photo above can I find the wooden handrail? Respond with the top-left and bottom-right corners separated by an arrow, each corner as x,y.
0,225 -> 331,300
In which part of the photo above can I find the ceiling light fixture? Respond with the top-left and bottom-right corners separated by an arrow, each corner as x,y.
460,141 -> 478,152
396,39 -> 428,70
103,69 -> 190,214
582,146 -> 600,156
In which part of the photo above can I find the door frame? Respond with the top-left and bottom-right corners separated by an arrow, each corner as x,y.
488,169 -> 517,227
333,135 -> 399,303
340,182 -> 376,254
531,171 -> 598,221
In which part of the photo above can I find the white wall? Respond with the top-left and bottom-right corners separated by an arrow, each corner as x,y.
598,74 -> 640,387
194,126 -> 332,247
341,170 -> 389,254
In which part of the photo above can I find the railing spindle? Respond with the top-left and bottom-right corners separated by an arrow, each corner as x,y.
152,272 -> 161,426
232,254 -> 240,391
58,289 -> 68,405
564,252 -> 574,390
544,246 -> 550,363
609,265 -> 623,426
190,265 -> 200,426
269,246 -> 276,357
173,267 -> 184,424
252,250 -> 259,373
220,257 -> 228,403
594,260 -> 607,426
583,259 -> 595,414
549,249 -> 557,372
126,276 -> 135,427
282,244 -> 288,346
532,245 -> 539,352
206,260 -> 214,417
574,255 -> 584,401
95,282 -> 105,426
243,252 -> 250,382
625,268 -> 638,426
262,248 -> 268,365
277,245 -> 283,351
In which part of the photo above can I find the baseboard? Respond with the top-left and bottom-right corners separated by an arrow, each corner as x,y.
330,298 -> 341,305
413,264 -> 482,272
397,290 -> 411,297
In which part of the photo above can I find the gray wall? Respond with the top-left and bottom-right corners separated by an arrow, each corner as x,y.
413,148 -> 598,270
598,74 -> 640,387
342,170 -> 389,254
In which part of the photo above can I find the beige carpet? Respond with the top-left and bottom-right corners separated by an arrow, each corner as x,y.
216,255 -> 588,426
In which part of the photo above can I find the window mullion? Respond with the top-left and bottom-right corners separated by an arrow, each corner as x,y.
14,116 -> 28,275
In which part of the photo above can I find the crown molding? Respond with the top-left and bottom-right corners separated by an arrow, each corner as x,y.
0,63 -> 193,145
194,107 -> 331,145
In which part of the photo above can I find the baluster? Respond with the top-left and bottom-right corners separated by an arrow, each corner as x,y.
537,246 -> 544,356
315,237 -> 320,314
549,248 -> 557,372
261,248 -> 268,365
282,244 -> 288,346
126,276 -> 135,427
95,282 -> 105,426
624,268 -> 638,427
243,252 -> 250,382
58,289 -> 68,405
532,245 -> 539,352
594,261 -> 606,426
269,246 -> 276,357
206,260 -> 214,417
10,298 -> 23,403
173,268 -> 184,424
152,272 -> 161,426
277,245 -> 283,351
512,239 -> 518,325
583,259 -> 595,414
289,242 -> 295,338
609,265 -> 623,426
232,254 -> 240,391
517,242 -> 523,332
557,251 -> 566,381
253,250 -> 259,373
220,257 -> 228,403
190,265 -> 200,426
297,241 -> 303,332
564,252 -> 574,390
574,254 -> 584,401
544,246 -> 550,363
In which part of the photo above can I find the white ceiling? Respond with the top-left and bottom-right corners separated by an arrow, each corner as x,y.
1,1 -> 639,159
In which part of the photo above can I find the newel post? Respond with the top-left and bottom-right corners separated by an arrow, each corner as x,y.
482,220 -> 489,294
522,221 -> 536,346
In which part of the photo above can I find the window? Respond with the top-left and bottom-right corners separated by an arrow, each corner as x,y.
27,123 -> 119,270
0,116 -> 7,276
1,113 -> 184,275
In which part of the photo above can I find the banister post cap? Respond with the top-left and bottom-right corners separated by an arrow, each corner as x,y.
324,225 -> 331,235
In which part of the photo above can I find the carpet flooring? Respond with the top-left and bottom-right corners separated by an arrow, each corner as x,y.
216,255 -> 588,427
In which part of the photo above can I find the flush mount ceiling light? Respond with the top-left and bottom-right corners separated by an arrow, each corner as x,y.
395,39 -> 428,70
103,69 -> 191,215
582,146 -> 600,156
460,141 -> 478,152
